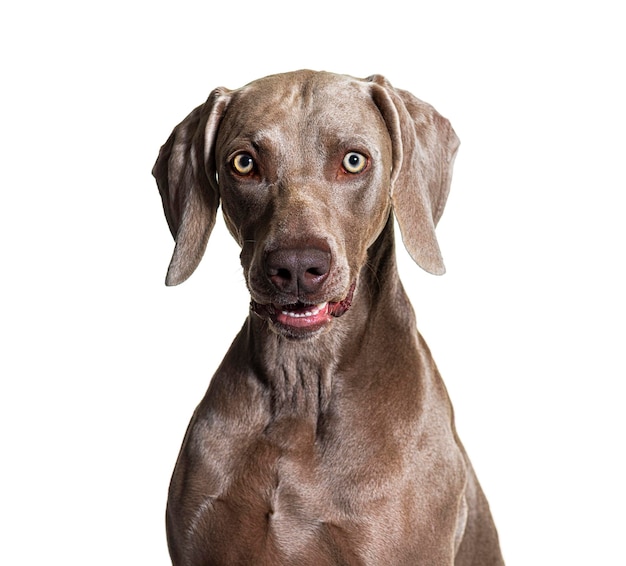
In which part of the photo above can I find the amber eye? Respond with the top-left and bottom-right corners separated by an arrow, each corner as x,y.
232,153 -> 255,175
342,152 -> 368,174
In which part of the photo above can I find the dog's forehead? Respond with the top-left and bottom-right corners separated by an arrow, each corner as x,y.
220,71 -> 384,141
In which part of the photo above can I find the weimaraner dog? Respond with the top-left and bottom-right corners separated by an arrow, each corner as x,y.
153,70 -> 503,565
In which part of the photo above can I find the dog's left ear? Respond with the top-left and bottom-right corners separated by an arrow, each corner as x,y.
368,75 -> 460,275
152,88 -> 231,286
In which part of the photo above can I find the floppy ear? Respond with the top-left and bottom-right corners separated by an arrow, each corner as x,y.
368,75 -> 460,275
152,88 -> 230,285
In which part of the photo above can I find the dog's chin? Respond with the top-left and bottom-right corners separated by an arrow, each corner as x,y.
251,283 -> 355,340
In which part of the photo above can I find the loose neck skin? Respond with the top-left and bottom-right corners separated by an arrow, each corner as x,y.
243,215 -> 417,422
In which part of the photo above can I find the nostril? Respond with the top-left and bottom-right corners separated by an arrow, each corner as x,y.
272,267 -> 292,281
306,266 -> 327,277
301,252 -> 331,291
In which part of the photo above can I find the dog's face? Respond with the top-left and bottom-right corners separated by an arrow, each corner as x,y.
153,70 -> 459,339
214,73 -> 393,338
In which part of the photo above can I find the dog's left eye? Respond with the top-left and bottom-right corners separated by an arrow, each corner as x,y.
231,153 -> 255,176
342,152 -> 368,174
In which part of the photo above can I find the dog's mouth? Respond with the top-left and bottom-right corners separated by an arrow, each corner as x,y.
251,283 -> 355,337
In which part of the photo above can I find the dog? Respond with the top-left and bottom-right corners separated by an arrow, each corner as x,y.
153,70 -> 504,565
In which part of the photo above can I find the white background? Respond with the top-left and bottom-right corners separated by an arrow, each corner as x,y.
2,1 -> 624,564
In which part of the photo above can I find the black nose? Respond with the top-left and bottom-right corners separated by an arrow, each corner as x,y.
265,246 -> 331,296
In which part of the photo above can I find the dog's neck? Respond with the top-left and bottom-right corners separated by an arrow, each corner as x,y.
246,216 -> 416,422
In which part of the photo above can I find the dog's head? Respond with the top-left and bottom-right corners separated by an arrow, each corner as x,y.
153,70 -> 459,338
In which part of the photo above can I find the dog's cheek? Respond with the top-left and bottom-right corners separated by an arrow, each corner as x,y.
239,244 -> 255,288
220,186 -> 268,247
347,186 -> 392,256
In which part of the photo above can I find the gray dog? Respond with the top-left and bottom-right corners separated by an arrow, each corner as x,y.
153,70 -> 504,565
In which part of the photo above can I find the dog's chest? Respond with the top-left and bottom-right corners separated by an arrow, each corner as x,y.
194,414 -> 424,564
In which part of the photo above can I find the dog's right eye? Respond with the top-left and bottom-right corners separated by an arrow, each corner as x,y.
231,153 -> 255,176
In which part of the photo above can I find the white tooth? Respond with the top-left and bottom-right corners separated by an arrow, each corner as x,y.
280,303 -> 327,319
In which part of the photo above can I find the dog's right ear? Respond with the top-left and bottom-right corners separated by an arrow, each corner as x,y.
152,88 -> 230,286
